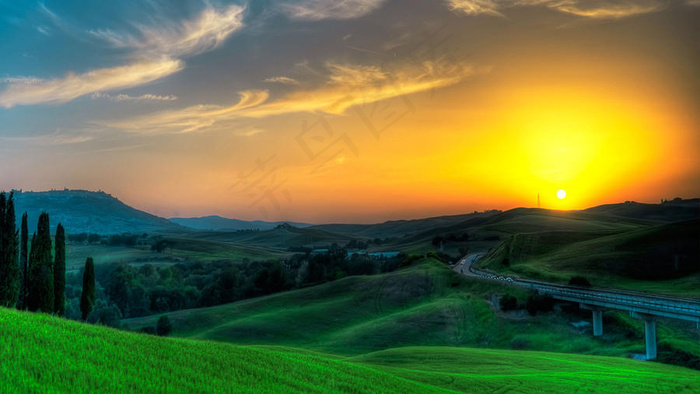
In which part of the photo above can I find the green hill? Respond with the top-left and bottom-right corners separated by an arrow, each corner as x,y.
2,307 -> 699,392
13,189 -> 181,235
179,225 -> 359,251
478,220 -> 700,296
124,259 -> 699,361
584,199 -> 700,223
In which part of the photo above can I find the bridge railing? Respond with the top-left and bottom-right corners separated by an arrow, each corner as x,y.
463,257 -> 700,318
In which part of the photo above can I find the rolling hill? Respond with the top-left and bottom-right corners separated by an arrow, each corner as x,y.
170,215 -> 312,231
584,199 -> 700,223
476,218 -> 700,296
4,307 -> 699,392
12,190 -> 181,235
124,258 -> 700,362
175,224 -> 361,251
310,211 -> 501,239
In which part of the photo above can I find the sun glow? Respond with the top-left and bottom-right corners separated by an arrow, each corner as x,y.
557,189 -> 566,199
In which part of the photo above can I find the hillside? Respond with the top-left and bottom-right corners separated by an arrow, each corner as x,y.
177,225 -> 360,251
477,219 -> 700,296
170,215 -> 312,231
372,206 -> 650,257
3,308 -> 699,392
12,190 -> 181,235
124,259 -> 700,361
310,211 -> 500,239
584,199 -> 700,223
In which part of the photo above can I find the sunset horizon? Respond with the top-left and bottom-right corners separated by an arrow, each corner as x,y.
2,0 -> 698,224
1,2 -> 699,391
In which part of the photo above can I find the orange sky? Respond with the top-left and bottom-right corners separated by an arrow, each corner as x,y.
1,0 -> 698,223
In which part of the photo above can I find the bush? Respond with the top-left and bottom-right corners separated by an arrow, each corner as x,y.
526,293 -> 554,316
569,276 -> 592,287
140,326 -> 157,335
510,338 -> 530,350
500,294 -> 518,311
87,301 -> 122,328
156,315 -> 172,336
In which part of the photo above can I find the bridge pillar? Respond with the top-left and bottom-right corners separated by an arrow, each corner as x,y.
580,304 -> 604,336
631,312 -> 657,360
643,317 -> 657,360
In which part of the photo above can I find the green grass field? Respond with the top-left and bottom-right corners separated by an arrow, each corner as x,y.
2,307 -> 698,392
65,237 -> 285,269
124,258 -> 699,362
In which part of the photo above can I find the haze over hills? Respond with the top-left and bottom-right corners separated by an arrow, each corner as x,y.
170,215 -> 312,231
8,189 -> 699,240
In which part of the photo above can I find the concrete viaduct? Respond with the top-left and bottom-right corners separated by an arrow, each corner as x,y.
456,254 -> 700,360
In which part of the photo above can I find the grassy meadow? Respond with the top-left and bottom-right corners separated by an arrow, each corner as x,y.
2,307 -> 699,393
125,258 -> 700,362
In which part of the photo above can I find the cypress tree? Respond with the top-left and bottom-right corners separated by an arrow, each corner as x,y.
81,257 -> 96,321
27,212 -> 54,313
18,213 -> 28,310
0,192 -> 20,307
54,223 -> 66,316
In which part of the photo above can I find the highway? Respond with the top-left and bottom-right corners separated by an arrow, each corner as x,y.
453,254 -> 700,324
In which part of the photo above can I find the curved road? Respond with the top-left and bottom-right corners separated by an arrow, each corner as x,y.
452,253 -> 700,324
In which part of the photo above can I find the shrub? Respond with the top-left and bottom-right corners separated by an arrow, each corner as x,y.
500,294 -> 518,311
569,276 -> 592,287
156,315 -> 172,336
140,326 -> 157,335
510,338 -> 530,350
526,293 -> 554,316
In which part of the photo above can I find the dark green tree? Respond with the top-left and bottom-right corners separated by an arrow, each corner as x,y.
107,264 -> 133,317
0,192 -> 20,307
568,276 -> 592,287
27,212 -> 54,313
80,257 -> 96,321
18,212 -> 29,309
156,315 -> 172,336
54,223 -> 66,316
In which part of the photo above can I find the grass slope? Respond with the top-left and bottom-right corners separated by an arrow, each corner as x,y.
3,308 -> 699,392
478,220 -> 700,296
125,259 -> 698,361
352,347 -> 700,393
180,226 -> 359,251
0,308 -> 437,392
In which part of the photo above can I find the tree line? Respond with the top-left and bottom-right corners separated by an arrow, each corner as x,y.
0,192 -> 95,320
65,245 -> 407,326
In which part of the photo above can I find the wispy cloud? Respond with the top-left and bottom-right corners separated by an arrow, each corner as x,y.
262,76 -> 301,85
0,128 -> 96,145
0,59 -> 182,108
281,0 -> 389,20
0,4 -> 245,108
89,5 -> 245,58
101,60 -> 483,134
446,0 -> 667,19
0,77 -> 44,85
447,0 -> 505,16
551,0 -> 667,18
90,92 -> 178,102
234,127 -> 266,137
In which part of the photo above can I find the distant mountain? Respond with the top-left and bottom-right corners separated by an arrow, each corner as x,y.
169,215 -> 312,231
12,189 -> 181,235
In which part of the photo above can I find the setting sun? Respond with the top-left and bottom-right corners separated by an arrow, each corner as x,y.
557,189 -> 567,200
